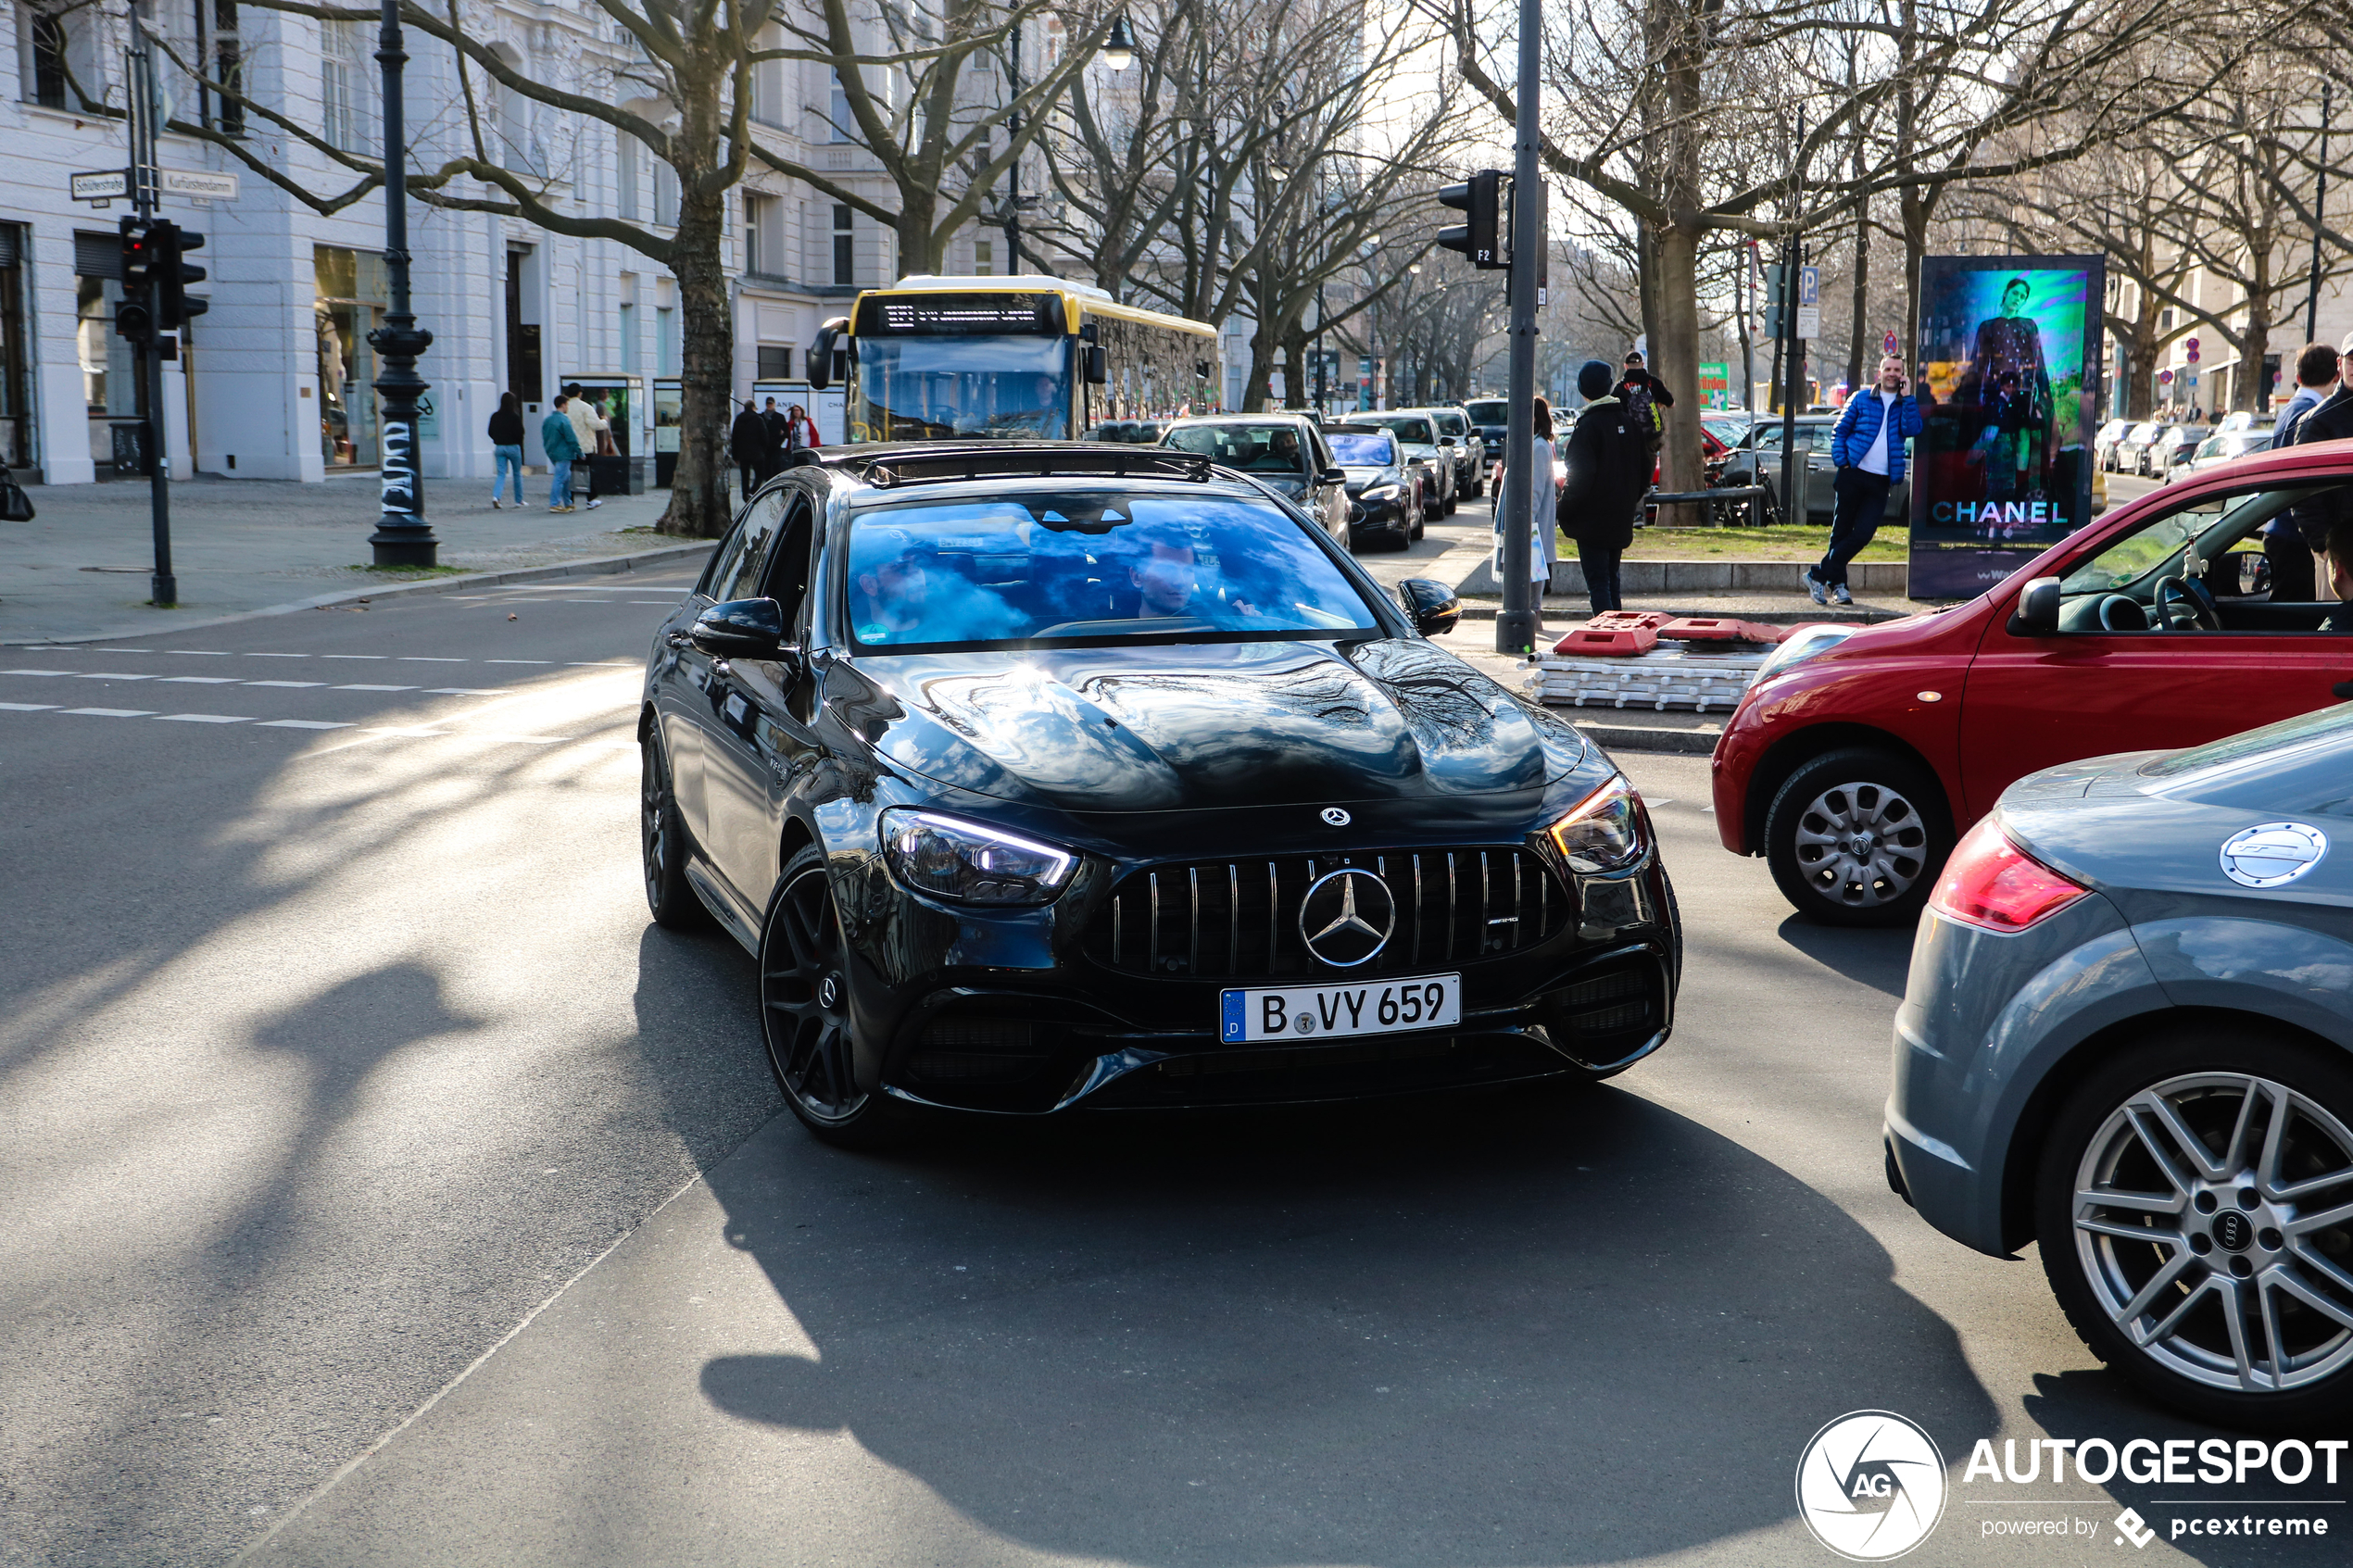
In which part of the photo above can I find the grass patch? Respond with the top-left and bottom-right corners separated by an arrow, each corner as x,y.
348,562 -> 471,578
1621,524 -> 1908,562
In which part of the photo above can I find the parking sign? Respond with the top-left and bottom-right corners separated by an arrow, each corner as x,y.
1796,266 -> 1821,339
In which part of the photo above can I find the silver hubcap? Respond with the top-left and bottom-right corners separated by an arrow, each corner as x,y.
1793,780 -> 1929,908
2073,1072 -> 2353,1393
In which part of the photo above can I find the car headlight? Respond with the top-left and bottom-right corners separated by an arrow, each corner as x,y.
1547,775 -> 1649,874
1363,483 -> 1403,500
1752,622 -> 1856,684
880,809 -> 1079,905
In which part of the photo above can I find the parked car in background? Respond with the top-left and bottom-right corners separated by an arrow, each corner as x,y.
1701,410 -> 1756,451
1324,426 -> 1425,547
2092,417 -> 2132,470
2165,428 -> 2273,484
1710,440 -> 2353,926
1465,397 -> 1509,486
2147,423 -> 2211,477
1886,702 -> 2353,1430
1717,416 -> 1907,526
2112,420 -> 2165,473
2214,408 -> 2258,435
1088,419 -> 1168,445
1353,412 -> 1459,518
1161,414 -> 1352,549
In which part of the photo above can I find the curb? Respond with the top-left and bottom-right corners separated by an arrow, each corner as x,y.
1570,720 -> 1722,756
4,541 -> 716,647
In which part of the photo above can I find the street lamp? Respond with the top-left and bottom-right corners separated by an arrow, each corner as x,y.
365,0 -> 437,566
1102,14 -> 1136,70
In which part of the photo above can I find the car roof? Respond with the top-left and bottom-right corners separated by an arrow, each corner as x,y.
792,441 -> 1271,500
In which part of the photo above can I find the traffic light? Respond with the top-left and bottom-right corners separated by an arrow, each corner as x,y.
1438,170 -> 1508,270
1761,263 -> 1787,341
157,222 -> 208,329
116,216 -> 157,341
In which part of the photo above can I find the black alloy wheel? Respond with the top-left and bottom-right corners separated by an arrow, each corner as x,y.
759,845 -> 910,1148
641,732 -> 710,931
2036,1025 -> 2353,1433
1764,746 -> 1950,927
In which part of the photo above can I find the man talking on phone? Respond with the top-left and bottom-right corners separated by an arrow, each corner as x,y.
1806,355 -> 1923,606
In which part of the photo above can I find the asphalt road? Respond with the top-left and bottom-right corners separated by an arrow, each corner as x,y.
1,554 -> 2329,1567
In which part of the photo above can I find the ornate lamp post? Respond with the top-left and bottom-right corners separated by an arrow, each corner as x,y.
366,0 -> 438,566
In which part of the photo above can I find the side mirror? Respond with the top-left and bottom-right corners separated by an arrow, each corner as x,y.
690,597 -> 787,660
1319,465 -> 1347,484
1083,345 -> 1109,384
2010,575 -> 2062,635
806,319 -> 846,391
1397,577 -> 1460,637
1439,436 -> 1457,447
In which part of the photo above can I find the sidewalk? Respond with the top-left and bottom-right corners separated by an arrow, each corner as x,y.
0,475 -> 700,645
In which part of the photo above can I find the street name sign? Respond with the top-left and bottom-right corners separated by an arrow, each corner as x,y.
161,169 -> 240,201
69,169 -> 128,202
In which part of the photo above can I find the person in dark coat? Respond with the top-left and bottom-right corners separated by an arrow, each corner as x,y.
730,401 -> 770,497
1556,360 -> 1653,614
2287,330 -> 2353,597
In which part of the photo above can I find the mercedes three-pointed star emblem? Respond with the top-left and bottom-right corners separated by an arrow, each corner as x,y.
1298,869 -> 1397,968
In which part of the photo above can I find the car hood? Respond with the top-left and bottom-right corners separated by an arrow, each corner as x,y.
1341,466 -> 1403,488
826,639 -> 1567,812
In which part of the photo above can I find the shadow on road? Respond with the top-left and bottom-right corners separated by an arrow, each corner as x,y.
692,1086 -> 1996,1565
1775,912 -> 1918,997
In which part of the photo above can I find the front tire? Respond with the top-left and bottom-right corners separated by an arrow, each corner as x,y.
641,731 -> 710,931
758,846 -> 913,1149
2035,1026 -> 2353,1432
1764,746 -> 1950,927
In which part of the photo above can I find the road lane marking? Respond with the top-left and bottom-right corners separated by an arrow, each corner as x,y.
359,726 -> 452,737
246,680 -> 326,688
398,657 -> 466,662
255,719 -> 353,731
159,675 -> 241,684
321,654 -> 387,659
168,650 -> 233,655
333,684 -> 418,692
0,702 -> 57,711
4,669 -> 74,677
424,687 -> 503,696
93,647 -> 153,653
247,652 -> 310,658
61,708 -> 154,717
74,671 -> 156,679
485,659 -> 553,665
155,713 -> 254,723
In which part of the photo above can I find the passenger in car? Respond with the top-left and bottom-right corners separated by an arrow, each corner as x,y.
1127,533 -> 1259,621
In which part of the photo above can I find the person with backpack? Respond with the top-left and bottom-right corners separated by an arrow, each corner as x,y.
1806,354 -> 1922,606
1614,349 -> 1672,454
1556,362 -> 1654,613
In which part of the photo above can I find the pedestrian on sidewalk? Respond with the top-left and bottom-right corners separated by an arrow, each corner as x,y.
2267,342 -> 2341,600
2285,330 -> 2353,595
1614,349 -> 1674,450
1806,354 -> 1921,608
562,383 -> 610,511
782,402 -> 822,458
1493,395 -> 1565,628
1556,361 -> 1653,614
541,394 -> 583,512
487,392 -> 525,508
731,400 -> 769,498
759,397 -> 789,480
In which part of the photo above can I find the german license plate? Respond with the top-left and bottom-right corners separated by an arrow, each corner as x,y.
1219,973 -> 1461,1044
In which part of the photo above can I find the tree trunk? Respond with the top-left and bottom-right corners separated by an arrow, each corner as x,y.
2235,255 -> 2272,413
1280,325 -> 1308,410
1655,220 -> 1705,526
1242,328 -> 1277,412
1844,193 -> 1871,394
658,174 -> 735,538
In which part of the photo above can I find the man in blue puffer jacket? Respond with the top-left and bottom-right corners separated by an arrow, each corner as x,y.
1805,355 -> 1924,606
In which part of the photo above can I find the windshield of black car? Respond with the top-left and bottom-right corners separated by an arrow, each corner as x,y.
849,335 -> 1071,441
1327,433 -> 1396,466
1465,401 -> 1507,425
1162,423 -> 1310,473
1366,417 -> 1436,445
841,490 -> 1380,650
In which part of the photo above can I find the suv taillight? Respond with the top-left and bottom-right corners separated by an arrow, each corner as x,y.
1930,818 -> 2090,934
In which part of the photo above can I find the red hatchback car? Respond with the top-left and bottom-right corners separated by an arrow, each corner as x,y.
1711,439 -> 2353,925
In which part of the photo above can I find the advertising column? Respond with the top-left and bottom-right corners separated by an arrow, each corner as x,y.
1909,255 -> 2106,599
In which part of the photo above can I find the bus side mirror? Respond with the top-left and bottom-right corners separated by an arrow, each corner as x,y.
807,319 -> 847,391
2011,575 -> 2062,635
1083,345 -> 1108,384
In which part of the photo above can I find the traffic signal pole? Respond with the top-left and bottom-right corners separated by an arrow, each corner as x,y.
1495,0 -> 1542,656
126,29 -> 174,608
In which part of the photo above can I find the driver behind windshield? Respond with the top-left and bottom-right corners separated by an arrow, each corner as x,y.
851,531 -> 935,640
1127,531 -> 1260,621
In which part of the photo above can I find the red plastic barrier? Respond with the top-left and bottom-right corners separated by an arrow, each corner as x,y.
1658,616 -> 1787,645
1585,610 -> 1673,633
1551,624 -> 1660,658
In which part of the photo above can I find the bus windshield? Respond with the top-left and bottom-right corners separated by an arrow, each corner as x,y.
849,335 -> 1072,441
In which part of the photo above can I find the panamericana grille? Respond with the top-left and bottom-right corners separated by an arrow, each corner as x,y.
1086,848 -> 1570,979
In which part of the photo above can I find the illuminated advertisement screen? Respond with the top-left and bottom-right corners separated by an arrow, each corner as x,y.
1909,256 -> 2105,600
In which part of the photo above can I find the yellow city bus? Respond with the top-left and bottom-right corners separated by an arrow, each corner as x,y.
809,275 -> 1218,443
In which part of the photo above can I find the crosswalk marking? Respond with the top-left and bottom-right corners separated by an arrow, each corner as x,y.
156,713 -> 253,724
62,708 -> 154,718
75,671 -> 155,680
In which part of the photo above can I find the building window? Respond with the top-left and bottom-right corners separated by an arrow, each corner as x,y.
974,238 -> 992,277
0,224 -> 29,468
758,345 -> 791,379
201,0 -> 244,133
616,136 -> 640,220
656,305 -> 678,376
827,69 -> 850,142
750,31 -> 786,127
619,300 -> 636,373
321,21 -> 369,152
314,245 -> 389,467
652,158 -> 679,228
832,205 -> 854,286
23,5 -> 92,110
746,191 -> 783,276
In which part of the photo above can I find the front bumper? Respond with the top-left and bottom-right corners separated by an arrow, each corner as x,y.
854,855 -> 1680,1115
1347,489 -> 1412,533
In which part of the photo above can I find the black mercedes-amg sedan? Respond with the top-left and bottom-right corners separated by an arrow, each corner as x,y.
639,444 -> 1680,1146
